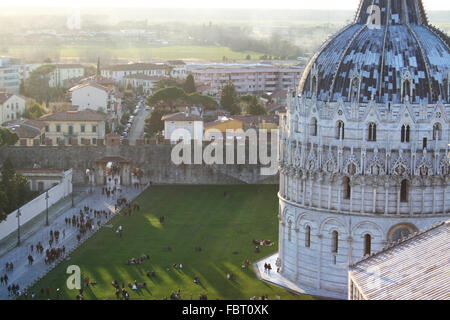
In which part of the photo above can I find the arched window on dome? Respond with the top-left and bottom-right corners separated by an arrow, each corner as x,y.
331,231 -> 339,253
350,77 -> 360,102
336,121 -> 345,140
368,122 -> 377,141
364,234 -> 371,256
305,226 -> 311,248
433,123 -> 442,141
400,180 -> 409,203
402,79 -> 412,102
343,176 -> 351,200
401,125 -> 410,143
311,75 -> 318,97
310,118 -> 318,136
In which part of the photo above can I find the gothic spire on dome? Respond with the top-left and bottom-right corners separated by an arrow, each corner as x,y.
355,0 -> 428,26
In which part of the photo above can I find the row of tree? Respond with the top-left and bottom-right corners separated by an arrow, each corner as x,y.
0,159 -> 36,222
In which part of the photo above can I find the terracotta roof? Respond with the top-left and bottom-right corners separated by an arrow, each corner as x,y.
162,112 -> 202,122
69,82 -> 109,93
53,64 -> 84,69
3,119 -> 44,139
350,220 -> 450,300
167,60 -> 186,66
3,118 -> 46,130
233,115 -> 278,125
204,118 -> 243,129
123,73 -> 165,81
39,109 -> 107,122
103,63 -> 169,72
0,92 -> 28,104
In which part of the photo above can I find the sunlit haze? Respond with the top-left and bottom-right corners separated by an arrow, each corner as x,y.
0,0 -> 449,10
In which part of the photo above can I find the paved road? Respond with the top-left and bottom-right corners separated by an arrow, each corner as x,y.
0,185 -> 147,300
129,106 -> 151,145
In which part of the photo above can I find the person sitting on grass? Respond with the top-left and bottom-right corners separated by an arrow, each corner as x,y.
194,276 -> 200,285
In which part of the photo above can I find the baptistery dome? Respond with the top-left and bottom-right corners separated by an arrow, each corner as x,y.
299,0 -> 450,104
278,0 -> 449,298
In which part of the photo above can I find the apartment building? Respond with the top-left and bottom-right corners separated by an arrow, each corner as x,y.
48,64 -> 85,88
122,74 -> 165,94
101,63 -> 170,82
192,65 -> 304,96
0,57 -> 21,93
39,109 -> 107,146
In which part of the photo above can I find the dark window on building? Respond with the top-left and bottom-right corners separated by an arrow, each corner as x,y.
343,176 -> 351,200
364,234 -> 371,256
368,122 -> 377,141
305,226 -> 311,248
332,231 -> 339,253
433,123 -> 442,141
336,121 -> 345,140
311,118 -> 318,136
423,137 -> 427,149
400,180 -> 409,203
401,125 -> 410,143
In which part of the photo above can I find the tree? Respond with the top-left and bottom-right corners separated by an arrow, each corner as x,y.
183,74 -> 196,94
154,78 -> 182,90
187,92 -> 218,110
240,95 -> 267,115
220,83 -> 239,113
145,109 -> 167,136
23,65 -> 55,105
22,99 -> 48,120
19,80 -> 26,95
147,87 -> 187,111
0,158 -> 36,220
0,128 -> 19,146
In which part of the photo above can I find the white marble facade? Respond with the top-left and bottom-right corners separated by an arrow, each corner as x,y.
277,0 -> 450,296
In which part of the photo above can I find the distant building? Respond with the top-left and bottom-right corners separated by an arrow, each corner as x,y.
192,65 -> 304,96
16,169 -> 66,193
69,82 -> 122,119
166,60 -> 188,79
48,64 -> 85,88
162,111 -> 203,142
0,57 -> 21,93
122,74 -> 165,94
204,117 -> 244,141
101,63 -> 170,82
233,114 -> 279,131
2,118 -> 46,146
39,109 -> 107,146
0,92 -> 28,124
349,220 -> 450,300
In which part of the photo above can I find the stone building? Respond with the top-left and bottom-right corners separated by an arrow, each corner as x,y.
348,220 -> 449,300
278,0 -> 450,297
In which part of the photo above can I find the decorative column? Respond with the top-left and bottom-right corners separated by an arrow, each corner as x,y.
384,181 -> 389,215
360,180 -> 365,213
295,227 -> 299,280
317,234 -> 323,289
372,186 -> 377,214
396,185 -> 401,215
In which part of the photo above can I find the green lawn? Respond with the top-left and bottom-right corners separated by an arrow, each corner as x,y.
3,45 -> 262,62
28,185 -> 314,300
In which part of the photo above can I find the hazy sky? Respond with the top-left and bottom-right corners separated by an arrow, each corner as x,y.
0,0 -> 449,10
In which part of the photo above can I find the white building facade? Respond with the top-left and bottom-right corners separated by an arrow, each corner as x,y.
278,0 -> 450,297
162,112 -> 204,142
69,82 -> 122,119
0,57 -> 21,93
101,63 -> 170,83
192,65 -> 304,96
49,64 -> 85,88
0,92 -> 27,124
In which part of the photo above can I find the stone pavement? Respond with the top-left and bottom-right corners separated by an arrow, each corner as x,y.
253,253 -> 346,300
0,184 -> 147,300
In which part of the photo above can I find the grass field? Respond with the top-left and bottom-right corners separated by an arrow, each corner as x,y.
3,45 -> 263,62
28,185 -> 314,300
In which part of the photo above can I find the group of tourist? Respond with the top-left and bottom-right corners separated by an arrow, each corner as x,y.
263,263 -> 273,274
44,247 -> 65,265
4,262 -> 13,272
6,283 -> 21,297
0,274 -> 8,285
